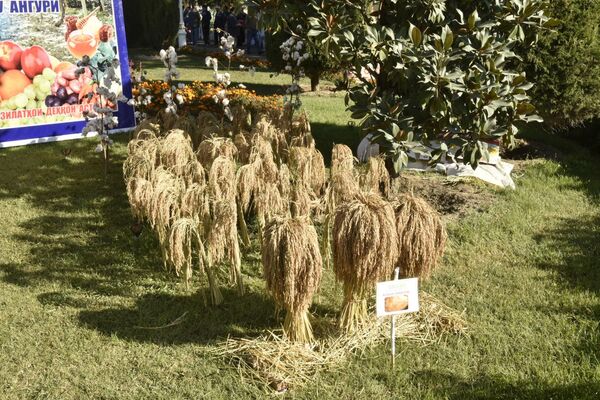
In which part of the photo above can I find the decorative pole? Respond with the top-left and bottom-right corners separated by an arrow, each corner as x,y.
177,0 -> 187,48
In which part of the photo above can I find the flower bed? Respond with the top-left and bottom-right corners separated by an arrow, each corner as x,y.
132,80 -> 281,117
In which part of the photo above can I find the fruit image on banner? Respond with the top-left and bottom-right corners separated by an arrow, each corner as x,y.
0,0 -> 134,147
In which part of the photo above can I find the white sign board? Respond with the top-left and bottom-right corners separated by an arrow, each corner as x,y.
376,278 -> 419,317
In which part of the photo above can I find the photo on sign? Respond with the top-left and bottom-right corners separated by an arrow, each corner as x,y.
0,2 -> 121,129
384,294 -> 409,313
376,278 -> 419,317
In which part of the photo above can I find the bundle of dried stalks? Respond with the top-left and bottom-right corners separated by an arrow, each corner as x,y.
132,119 -> 160,140
160,130 -> 195,176
208,156 -> 237,198
333,192 -> 399,332
289,111 -> 315,149
262,216 -> 322,342
180,182 -> 210,226
233,133 -> 251,164
249,137 -> 279,184
172,114 -> 201,147
252,117 -> 287,163
362,156 -> 390,198
392,193 -> 447,279
178,160 -> 206,188
278,164 -> 292,202
126,177 -> 153,221
208,199 -> 243,294
196,111 -> 222,143
236,160 -> 261,214
156,109 -> 178,131
168,218 -> 206,288
331,144 -> 355,177
231,103 -> 250,135
123,152 -> 156,183
290,184 -> 312,218
197,137 -> 238,169
288,147 -> 326,196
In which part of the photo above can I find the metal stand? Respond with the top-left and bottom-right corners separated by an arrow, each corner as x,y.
391,267 -> 400,368
177,0 -> 187,48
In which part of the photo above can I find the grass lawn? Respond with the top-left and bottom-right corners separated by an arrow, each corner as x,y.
1,55 -> 600,399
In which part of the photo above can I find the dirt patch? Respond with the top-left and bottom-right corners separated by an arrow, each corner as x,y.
391,173 -> 497,221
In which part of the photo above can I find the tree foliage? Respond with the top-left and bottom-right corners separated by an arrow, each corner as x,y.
525,0 -> 600,129
123,0 -> 179,49
295,0 -> 555,169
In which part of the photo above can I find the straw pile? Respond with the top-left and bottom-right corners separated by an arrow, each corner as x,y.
393,192 -> 447,278
262,216 -> 322,343
333,192 -> 399,332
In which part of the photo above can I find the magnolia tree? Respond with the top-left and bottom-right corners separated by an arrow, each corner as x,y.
289,0 -> 557,170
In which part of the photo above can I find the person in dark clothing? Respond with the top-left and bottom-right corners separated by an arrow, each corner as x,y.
236,9 -> 247,47
226,7 -> 238,40
245,9 -> 259,54
214,7 -> 226,46
183,4 -> 193,45
201,5 -> 212,45
189,5 -> 201,45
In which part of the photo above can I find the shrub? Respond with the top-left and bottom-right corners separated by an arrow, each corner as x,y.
123,0 -> 179,49
525,0 -> 600,128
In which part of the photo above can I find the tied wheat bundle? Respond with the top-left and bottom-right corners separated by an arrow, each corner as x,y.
252,116 -> 288,163
262,216 -> 323,343
197,137 -> 238,169
393,193 -> 447,279
196,111 -> 222,144
362,156 -> 390,198
231,103 -> 251,135
180,182 -> 210,226
160,130 -> 196,176
132,119 -> 160,140
278,164 -> 292,202
173,114 -> 201,147
208,156 -> 244,295
288,147 -> 326,196
236,159 -> 262,215
333,192 -> 399,332
123,152 -> 156,183
331,144 -> 354,177
233,133 -> 251,164
178,160 -> 206,188
126,177 -> 153,221
168,218 -> 206,288
156,108 -> 179,131
289,111 -> 315,149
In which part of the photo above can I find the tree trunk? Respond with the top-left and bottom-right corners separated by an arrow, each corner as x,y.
81,0 -> 87,14
310,72 -> 320,92
55,0 -> 66,27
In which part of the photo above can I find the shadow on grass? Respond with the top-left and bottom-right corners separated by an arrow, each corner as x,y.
412,370 -> 600,400
78,288 -> 277,345
312,122 -> 362,166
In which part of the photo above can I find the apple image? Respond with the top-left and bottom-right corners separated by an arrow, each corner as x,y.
20,45 -> 52,79
0,69 -> 32,100
0,41 -> 23,71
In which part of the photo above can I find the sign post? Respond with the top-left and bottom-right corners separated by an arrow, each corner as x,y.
376,272 -> 419,368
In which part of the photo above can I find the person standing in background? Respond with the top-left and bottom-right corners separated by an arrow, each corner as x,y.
201,4 -> 212,45
183,2 -> 193,45
245,8 -> 259,54
226,7 -> 238,41
214,6 -> 226,46
189,4 -> 201,45
236,7 -> 247,47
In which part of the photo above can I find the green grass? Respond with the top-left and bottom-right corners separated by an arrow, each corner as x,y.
1,56 -> 600,399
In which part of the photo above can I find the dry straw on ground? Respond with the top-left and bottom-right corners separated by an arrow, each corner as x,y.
211,293 -> 466,391
393,192 -> 447,279
262,216 -> 323,343
333,192 -> 399,332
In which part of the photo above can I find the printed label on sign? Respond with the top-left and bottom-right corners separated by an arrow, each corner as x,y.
376,278 -> 419,317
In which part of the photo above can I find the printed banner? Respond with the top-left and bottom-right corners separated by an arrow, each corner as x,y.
0,0 -> 134,148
